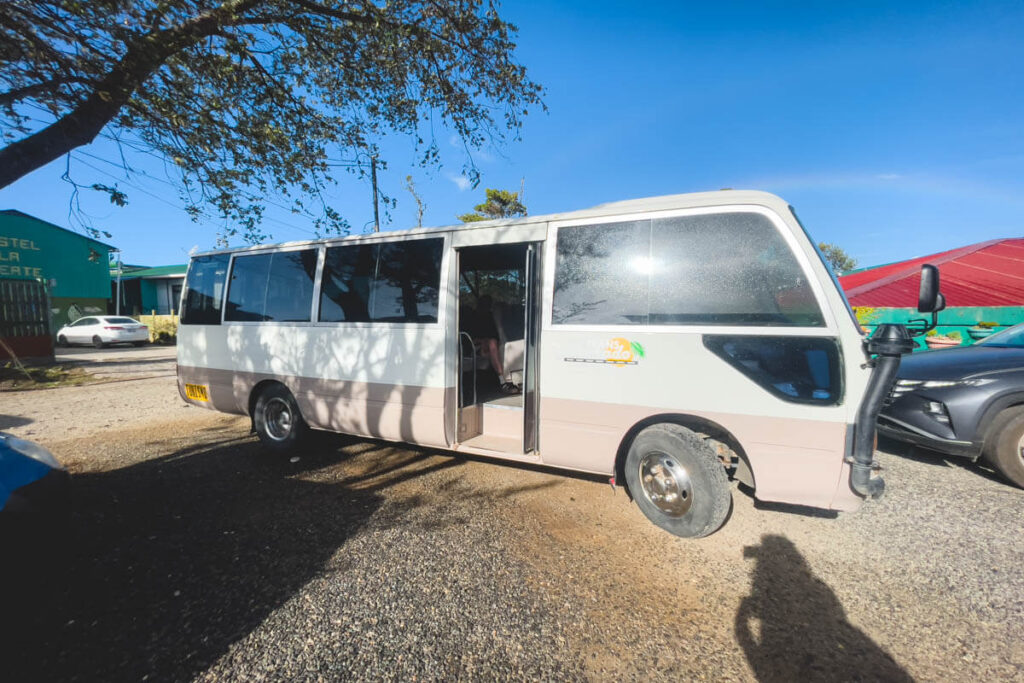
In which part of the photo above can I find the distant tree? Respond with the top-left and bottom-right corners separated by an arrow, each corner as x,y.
457,188 -> 527,222
818,242 -> 858,273
404,175 -> 425,228
0,1 -> 543,241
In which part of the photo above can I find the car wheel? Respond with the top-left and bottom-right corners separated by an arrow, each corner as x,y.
57,335 -> 67,347
133,341 -> 147,347
623,423 -> 732,538
982,406 -> 1024,488
92,335 -> 105,349
252,383 -> 309,454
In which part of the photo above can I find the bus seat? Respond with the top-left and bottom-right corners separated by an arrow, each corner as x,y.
492,302 -> 525,386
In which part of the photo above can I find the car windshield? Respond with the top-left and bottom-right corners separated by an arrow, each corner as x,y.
978,324 -> 1024,348
105,317 -> 138,324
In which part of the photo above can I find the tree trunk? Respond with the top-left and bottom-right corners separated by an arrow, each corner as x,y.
0,4 -> 247,189
0,94 -> 123,189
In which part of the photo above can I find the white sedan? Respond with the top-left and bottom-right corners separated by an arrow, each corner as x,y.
56,316 -> 150,348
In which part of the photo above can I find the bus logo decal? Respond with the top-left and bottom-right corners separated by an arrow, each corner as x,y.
565,338 -> 645,366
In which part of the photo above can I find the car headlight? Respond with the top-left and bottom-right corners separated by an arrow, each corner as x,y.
0,433 -> 63,469
890,378 -> 993,399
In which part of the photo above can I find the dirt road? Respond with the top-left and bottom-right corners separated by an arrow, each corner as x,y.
2,372 -> 1022,681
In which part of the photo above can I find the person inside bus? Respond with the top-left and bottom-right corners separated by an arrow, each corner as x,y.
463,295 -> 519,394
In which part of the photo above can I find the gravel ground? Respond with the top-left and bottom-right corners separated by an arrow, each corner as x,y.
2,370 -> 1022,681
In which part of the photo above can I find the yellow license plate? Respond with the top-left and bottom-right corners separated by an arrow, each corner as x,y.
184,383 -> 210,402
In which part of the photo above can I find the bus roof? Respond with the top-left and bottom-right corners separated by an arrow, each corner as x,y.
189,189 -> 790,258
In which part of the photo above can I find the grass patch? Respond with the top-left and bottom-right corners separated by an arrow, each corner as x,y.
0,363 -> 97,391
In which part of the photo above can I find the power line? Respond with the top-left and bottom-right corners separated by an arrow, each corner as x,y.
68,152 -> 319,238
17,104 -> 343,239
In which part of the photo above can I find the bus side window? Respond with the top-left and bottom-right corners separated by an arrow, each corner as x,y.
552,212 -> 824,327
320,238 -> 444,324
181,254 -> 230,325
225,249 -> 317,322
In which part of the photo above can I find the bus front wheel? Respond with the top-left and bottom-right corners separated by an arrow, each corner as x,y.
253,383 -> 309,453
624,423 -> 732,538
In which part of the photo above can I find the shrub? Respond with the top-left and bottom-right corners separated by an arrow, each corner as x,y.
146,316 -> 178,344
853,306 -> 880,325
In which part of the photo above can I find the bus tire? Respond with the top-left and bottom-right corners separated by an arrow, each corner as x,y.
981,406 -> 1024,488
253,383 -> 309,453
624,423 -> 732,538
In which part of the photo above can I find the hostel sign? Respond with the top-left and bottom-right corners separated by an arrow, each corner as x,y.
0,236 -> 44,278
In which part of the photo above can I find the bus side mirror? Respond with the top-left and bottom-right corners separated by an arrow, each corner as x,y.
918,264 -> 945,313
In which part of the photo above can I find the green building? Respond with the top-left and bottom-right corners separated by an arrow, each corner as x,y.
111,264 -> 186,315
0,209 -> 115,329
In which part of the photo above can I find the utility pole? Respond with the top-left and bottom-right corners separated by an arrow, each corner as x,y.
114,250 -> 123,315
371,155 -> 380,232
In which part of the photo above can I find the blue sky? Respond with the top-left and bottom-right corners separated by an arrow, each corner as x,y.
2,1 -> 1022,268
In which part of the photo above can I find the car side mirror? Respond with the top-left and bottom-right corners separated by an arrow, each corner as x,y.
918,264 -> 945,313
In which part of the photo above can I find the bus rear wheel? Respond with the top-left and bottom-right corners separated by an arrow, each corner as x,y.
253,383 -> 309,453
624,423 -> 732,538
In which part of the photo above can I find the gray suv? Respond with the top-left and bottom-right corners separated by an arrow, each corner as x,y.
878,323 -> 1024,488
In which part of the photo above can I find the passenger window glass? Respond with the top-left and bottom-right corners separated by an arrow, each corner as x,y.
552,221 -> 650,324
182,254 -> 230,325
704,335 -> 842,405
225,250 -> 317,322
650,213 -> 823,326
320,238 -> 443,323
320,244 -> 375,322
371,240 -> 443,323
225,253 -> 272,321
552,212 -> 823,327
263,250 -> 317,322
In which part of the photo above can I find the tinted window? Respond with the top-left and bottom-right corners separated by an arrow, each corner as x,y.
371,240 -> 443,322
264,250 -> 317,321
226,253 -> 272,321
106,317 -> 138,324
319,238 -> 443,323
181,254 -> 229,325
704,335 -> 842,405
226,250 -> 317,322
979,324 -> 1024,348
552,213 -> 824,327
320,244 -> 375,322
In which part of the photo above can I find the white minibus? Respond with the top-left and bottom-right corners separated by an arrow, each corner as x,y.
177,191 -> 937,537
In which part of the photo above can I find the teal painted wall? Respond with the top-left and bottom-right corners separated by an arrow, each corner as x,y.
141,280 -> 160,313
857,306 -> 1024,350
0,212 -> 112,298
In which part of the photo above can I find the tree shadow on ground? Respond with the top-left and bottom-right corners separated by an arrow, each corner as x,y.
736,535 -> 913,683
4,432 -> 461,682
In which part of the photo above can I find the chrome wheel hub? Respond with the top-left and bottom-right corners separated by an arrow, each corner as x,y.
638,452 -> 693,517
264,397 -> 293,441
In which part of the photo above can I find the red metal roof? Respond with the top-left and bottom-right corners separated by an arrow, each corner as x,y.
839,238 -> 1024,307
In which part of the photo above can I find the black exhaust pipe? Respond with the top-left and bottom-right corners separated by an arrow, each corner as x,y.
850,324 -> 915,499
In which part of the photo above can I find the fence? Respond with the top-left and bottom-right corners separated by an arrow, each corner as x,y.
0,278 -> 53,361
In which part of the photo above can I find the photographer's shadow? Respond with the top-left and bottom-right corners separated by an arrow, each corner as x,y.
736,535 -> 913,683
